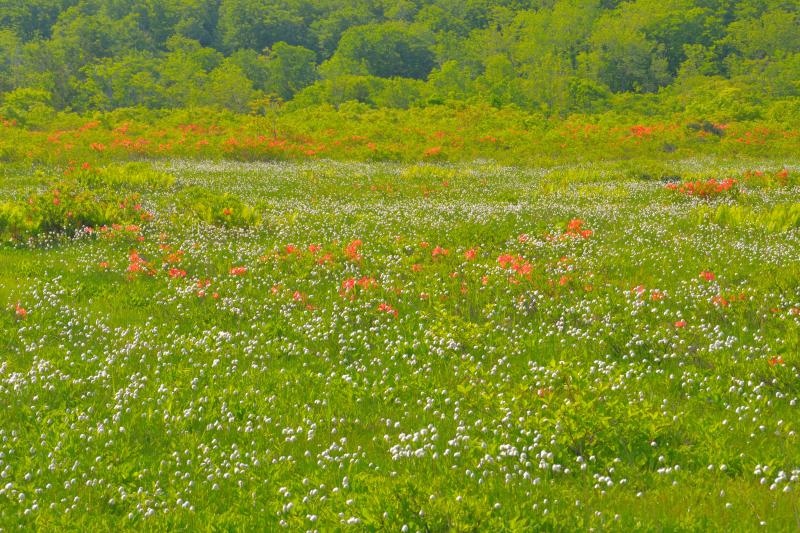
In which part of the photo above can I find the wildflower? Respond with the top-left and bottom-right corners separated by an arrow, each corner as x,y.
223,208 -> 233,216
567,219 -> 584,232
711,295 -> 729,307
378,303 -> 398,318
432,246 -> 448,258
168,268 -> 186,279
15,304 -> 27,318
674,320 -> 687,328
345,239 -> 363,261
98,261 -> 109,269
651,291 -> 665,302
229,266 -> 247,276
357,276 -> 376,289
497,254 -> 515,268
464,248 -> 477,261
700,271 -> 716,281
513,261 -> 532,275
769,356 -> 784,366
127,250 -> 150,274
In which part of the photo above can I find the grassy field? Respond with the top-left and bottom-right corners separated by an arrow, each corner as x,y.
1,158 -> 800,531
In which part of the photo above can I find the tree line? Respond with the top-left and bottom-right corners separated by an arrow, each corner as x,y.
0,0 -> 798,122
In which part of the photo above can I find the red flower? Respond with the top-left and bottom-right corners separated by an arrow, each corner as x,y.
497,254 -> 515,268
229,266 -> 247,276
15,304 -> 27,318
464,248 -> 477,261
699,271 -> 716,281
345,239 -> 363,261
711,295 -> 729,307
168,268 -> 186,279
423,146 -> 442,157
567,219 -> 584,232
357,276 -> 376,289
674,320 -> 687,328
768,356 -> 784,367
377,302 -> 398,318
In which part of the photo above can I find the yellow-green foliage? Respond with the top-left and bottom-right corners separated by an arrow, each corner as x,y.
75,163 -> 175,191
0,179 -> 148,240
398,164 -> 458,183
698,203 -> 800,232
0,202 -> 37,239
175,187 -> 259,228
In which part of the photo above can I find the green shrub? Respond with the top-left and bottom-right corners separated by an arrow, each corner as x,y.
175,186 -> 259,227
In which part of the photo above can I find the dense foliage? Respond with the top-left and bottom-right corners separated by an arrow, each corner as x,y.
0,0 -> 799,120
1,104 -> 798,168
